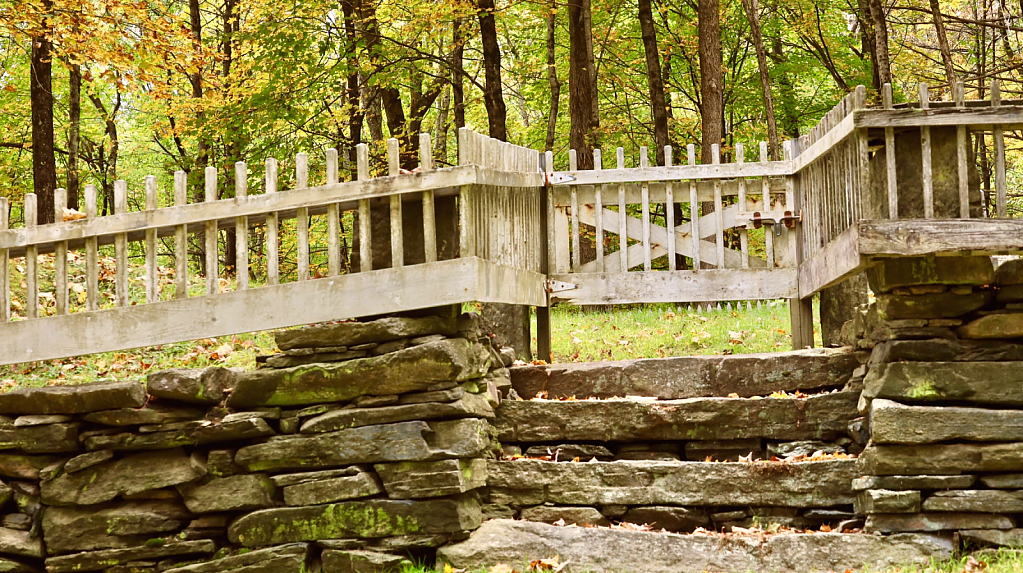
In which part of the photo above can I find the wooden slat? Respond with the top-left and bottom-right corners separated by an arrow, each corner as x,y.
857,219 -> 1023,256
0,257 -> 545,366
545,150 -> 555,272
357,144 -> 372,272
854,105 -> 1023,130
84,185 -> 99,310
388,139 -> 404,268
550,269 -> 797,305
556,159 -> 791,185
640,147 -> 652,271
326,148 -> 341,277
551,179 -> 789,206
24,193 -> 37,319
204,167 -> 219,295
554,206 -> 570,273
114,180 -> 129,307
688,144 -> 701,270
296,152 -> 310,280
593,148 -> 604,272
712,144 -> 725,268
664,145 -> 675,271
234,163 -> 249,290
569,149 -> 580,271
797,223 -> 865,297
265,158 -> 280,286
54,187 -> 68,314
883,83 -> 898,219
919,84 -> 934,219
143,177 -> 159,303
992,80 -> 1008,218
173,172 -> 188,298
420,133 -> 437,263
956,84 -> 970,219
0,198 -> 7,322
736,143 -> 748,269
617,147 -> 628,272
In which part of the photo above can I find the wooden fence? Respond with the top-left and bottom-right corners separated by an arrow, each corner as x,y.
0,129 -> 545,365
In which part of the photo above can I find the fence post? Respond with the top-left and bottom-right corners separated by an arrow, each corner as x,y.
787,139 -> 815,349
536,150 -> 553,364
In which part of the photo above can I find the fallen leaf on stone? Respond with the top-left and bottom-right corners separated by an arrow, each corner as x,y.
528,557 -> 568,572
488,564 -> 518,573
552,518 -> 566,526
62,207 -> 86,221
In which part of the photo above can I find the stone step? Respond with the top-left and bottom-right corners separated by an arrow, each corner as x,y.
495,391 -> 859,444
436,519 -> 954,573
488,458 -> 858,508
511,347 -> 857,400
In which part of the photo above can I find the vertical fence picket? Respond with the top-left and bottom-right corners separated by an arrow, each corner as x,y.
992,79 -> 1008,218
919,83 -> 934,219
955,84 -> 970,218
640,146 -> 651,271
85,185 -> 99,310
387,139 -> 404,268
688,144 -> 700,270
664,145 -> 676,271
265,159 -> 280,286
357,144 -> 373,271
296,153 -> 310,280
326,148 -> 341,276
617,147 -> 628,272
882,83 -> 898,219
144,177 -> 159,302
593,149 -> 604,272
421,133 -> 438,263
235,163 -> 249,290
204,167 -> 219,295
0,197 -> 7,323
712,144 -> 725,268
54,187 -> 68,314
761,143 -> 775,268
173,172 -> 188,297
736,143 -> 749,269
24,194 -> 37,319
569,149 -> 580,271
544,150 -> 555,272
114,180 -> 129,306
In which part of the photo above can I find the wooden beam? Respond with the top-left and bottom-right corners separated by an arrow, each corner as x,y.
551,161 -> 791,186
0,257 -> 545,366
857,219 -> 1023,256
797,224 -> 867,297
549,269 -> 797,305
789,113 -> 856,173
854,106 -> 1023,130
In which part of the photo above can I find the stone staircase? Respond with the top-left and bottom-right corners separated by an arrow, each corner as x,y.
438,348 -> 957,572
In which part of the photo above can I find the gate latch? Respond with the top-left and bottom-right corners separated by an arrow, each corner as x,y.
739,210 -> 803,236
545,279 -> 578,294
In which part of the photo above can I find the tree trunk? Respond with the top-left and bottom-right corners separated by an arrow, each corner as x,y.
855,0 -> 881,90
567,0 -> 596,169
436,86 -> 451,163
67,62 -> 81,211
638,0 -> 669,165
452,18 -> 465,130
768,19 -> 799,138
342,0 -> 363,173
30,0 -> 57,225
545,0 -> 561,152
928,0 -> 957,91
698,0 -> 724,165
89,93 -> 119,216
222,0 -> 238,275
477,0 -> 507,141
867,0 -> 892,86
740,0 -> 779,160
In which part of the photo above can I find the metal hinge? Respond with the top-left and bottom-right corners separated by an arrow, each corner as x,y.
545,173 -> 577,185
735,210 -> 803,236
545,279 -> 578,294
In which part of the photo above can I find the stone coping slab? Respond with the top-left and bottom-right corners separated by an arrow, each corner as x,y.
510,348 -> 857,400
436,519 -> 953,573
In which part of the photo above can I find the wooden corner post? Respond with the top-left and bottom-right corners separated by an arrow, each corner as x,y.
786,139 -> 815,349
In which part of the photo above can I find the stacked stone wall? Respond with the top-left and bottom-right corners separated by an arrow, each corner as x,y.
0,314 -> 510,573
848,256 -> 1023,546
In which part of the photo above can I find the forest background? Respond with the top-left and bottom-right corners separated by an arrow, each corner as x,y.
0,0 -> 1018,273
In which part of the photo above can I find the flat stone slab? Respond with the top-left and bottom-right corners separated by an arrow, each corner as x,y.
510,348 -> 857,400
44,540 -> 216,573
82,405 -> 206,426
41,448 -> 206,506
228,339 -> 490,407
959,313 -> 1023,339
0,527 -> 43,559
865,513 -> 1013,533
276,316 -> 461,350
960,529 -> 1023,547
0,423 -> 79,453
374,458 -> 487,499
866,255 -> 995,293
487,459 -> 857,507
861,443 -> 1023,475
436,519 -> 953,573
856,490 -> 921,515
872,399 -> 1023,444
177,474 -> 275,513
301,392 -> 494,433
282,470 -> 383,506
0,454 -> 62,480
922,490 -> 1023,513
147,368 -> 233,405
41,500 -> 192,554
863,362 -> 1023,406
234,419 -> 489,472
162,544 -> 309,573
494,391 -> 858,443
876,291 -> 991,320
227,494 -> 482,547
852,475 -> 976,491
870,339 -> 1023,364
981,474 -> 1023,488
0,381 -> 145,415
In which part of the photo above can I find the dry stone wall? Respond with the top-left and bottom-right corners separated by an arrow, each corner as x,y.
847,256 -> 1023,546
0,314 -> 511,573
